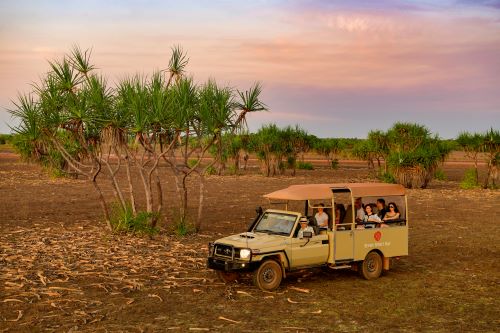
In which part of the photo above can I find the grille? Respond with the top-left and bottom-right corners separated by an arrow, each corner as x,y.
215,244 -> 236,258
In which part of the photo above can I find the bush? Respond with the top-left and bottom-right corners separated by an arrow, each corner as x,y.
434,169 -> 447,181
170,215 -> 195,236
297,161 -> 314,170
204,165 -> 217,175
331,158 -> 339,169
460,168 -> 480,189
110,203 -> 159,235
227,164 -> 238,175
0,134 -> 13,145
187,159 -> 198,168
379,172 -> 396,184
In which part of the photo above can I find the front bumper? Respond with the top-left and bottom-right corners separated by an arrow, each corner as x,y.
207,257 -> 258,272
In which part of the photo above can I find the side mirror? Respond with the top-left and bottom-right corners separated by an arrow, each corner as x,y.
255,206 -> 263,215
302,231 -> 313,239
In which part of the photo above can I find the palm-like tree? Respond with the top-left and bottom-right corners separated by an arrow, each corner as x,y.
234,82 -> 267,133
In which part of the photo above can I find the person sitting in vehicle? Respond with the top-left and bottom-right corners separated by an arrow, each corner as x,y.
298,216 -> 315,239
383,202 -> 400,221
315,203 -> 329,229
354,197 -> 365,222
334,204 -> 346,225
362,204 -> 382,228
376,198 -> 387,219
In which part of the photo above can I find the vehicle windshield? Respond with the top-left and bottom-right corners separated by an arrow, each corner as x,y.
253,212 -> 297,236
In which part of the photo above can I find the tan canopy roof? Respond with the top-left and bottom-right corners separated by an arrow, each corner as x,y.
263,183 -> 405,201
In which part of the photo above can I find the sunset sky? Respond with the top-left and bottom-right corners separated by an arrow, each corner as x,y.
1,0 -> 499,138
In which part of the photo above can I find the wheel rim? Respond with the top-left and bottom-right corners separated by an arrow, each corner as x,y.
262,267 -> 275,283
367,258 -> 377,272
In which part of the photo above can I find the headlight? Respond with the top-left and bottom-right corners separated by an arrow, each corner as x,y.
240,248 -> 251,259
208,242 -> 215,256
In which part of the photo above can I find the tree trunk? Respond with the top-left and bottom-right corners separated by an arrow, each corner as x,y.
103,159 -> 126,210
138,166 -> 153,213
92,179 -> 112,231
195,173 -> 205,232
152,168 -> 163,227
124,155 -> 137,215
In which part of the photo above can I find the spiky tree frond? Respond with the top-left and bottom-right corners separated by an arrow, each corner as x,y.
69,45 -> 95,77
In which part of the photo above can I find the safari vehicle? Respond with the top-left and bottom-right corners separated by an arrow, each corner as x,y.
207,183 -> 408,291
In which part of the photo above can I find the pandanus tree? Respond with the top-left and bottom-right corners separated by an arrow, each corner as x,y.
482,129 -> 499,188
9,45 -> 266,233
354,122 -> 452,188
314,138 -> 346,169
385,123 -> 452,188
456,129 -> 499,188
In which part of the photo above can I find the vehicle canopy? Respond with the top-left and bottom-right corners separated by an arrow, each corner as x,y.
263,183 -> 405,201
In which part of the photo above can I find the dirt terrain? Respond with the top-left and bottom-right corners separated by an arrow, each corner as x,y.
1,148 -> 499,332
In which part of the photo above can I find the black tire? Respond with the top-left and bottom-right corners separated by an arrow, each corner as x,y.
217,271 -> 239,283
359,251 -> 383,280
253,260 -> 283,291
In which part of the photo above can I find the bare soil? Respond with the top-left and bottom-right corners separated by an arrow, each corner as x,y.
1,148 -> 499,332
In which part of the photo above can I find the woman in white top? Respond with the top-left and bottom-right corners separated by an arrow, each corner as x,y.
363,204 -> 382,228
315,204 -> 329,229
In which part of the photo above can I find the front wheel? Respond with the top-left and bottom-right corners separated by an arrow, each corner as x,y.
253,260 -> 283,291
359,251 -> 383,280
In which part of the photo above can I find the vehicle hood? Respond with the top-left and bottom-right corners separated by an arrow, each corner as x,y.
215,232 -> 287,250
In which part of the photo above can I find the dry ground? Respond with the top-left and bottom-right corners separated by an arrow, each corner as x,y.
1,148 -> 499,332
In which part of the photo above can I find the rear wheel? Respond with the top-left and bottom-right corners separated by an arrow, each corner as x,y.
253,260 -> 283,291
217,271 -> 239,283
359,251 -> 383,280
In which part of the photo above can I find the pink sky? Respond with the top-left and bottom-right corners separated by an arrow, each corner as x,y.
1,1 -> 499,137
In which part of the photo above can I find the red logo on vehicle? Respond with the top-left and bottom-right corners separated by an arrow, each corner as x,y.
374,231 -> 382,241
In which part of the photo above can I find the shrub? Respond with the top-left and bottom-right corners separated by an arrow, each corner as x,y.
0,134 -> 13,145
170,215 -> 195,236
297,161 -> 314,170
110,203 -> 159,235
187,159 -> 198,168
204,165 -> 217,175
379,172 -> 396,184
227,164 -> 238,175
434,169 -> 447,181
460,168 -> 480,189
331,158 -> 339,169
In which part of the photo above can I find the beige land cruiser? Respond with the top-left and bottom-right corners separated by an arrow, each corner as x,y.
207,183 -> 409,291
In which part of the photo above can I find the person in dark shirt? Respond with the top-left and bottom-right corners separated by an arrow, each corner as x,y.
376,198 -> 387,220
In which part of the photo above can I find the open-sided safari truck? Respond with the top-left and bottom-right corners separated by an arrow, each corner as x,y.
207,183 -> 408,291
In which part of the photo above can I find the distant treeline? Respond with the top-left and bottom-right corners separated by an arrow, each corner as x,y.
5,44 -> 499,235
0,133 -> 13,145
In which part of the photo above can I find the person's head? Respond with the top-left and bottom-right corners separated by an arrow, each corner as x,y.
299,216 -> 309,229
317,203 -> 324,213
376,198 -> 386,209
365,204 -> 374,215
354,198 -> 363,209
387,202 -> 399,213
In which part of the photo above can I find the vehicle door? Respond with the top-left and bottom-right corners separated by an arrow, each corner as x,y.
289,230 -> 329,268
